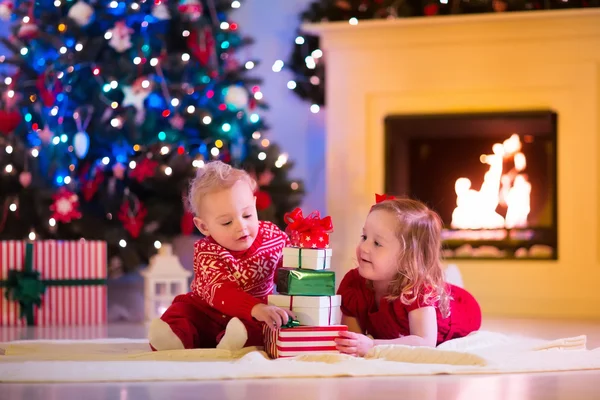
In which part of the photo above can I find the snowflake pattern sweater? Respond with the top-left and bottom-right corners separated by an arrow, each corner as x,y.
190,220 -> 289,321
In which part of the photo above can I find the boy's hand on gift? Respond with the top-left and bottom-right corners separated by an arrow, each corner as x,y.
251,303 -> 296,331
335,331 -> 374,357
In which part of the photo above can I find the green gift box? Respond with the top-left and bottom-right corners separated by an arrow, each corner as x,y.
275,268 -> 335,296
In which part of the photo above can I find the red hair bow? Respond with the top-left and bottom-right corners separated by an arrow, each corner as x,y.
375,194 -> 395,203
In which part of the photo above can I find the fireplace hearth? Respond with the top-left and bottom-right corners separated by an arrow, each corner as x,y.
385,111 -> 557,260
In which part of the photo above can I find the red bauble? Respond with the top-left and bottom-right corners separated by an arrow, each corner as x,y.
0,109 -> 22,135
180,211 -> 195,235
255,190 -> 272,211
187,27 -> 214,66
424,3 -> 439,15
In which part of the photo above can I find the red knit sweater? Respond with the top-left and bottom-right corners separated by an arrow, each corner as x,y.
190,220 -> 289,320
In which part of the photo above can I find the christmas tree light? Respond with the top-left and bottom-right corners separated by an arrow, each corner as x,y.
0,0 -> 304,274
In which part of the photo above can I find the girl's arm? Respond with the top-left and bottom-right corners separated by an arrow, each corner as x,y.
373,306 -> 438,348
341,314 -> 362,334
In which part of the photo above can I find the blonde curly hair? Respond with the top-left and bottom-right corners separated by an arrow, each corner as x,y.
187,160 -> 256,217
369,198 -> 451,318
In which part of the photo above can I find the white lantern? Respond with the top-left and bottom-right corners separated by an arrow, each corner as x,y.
141,244 -> 192,321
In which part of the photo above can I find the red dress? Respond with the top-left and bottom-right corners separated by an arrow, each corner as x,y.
158,221 -> 289,349
337,268 -> 482,345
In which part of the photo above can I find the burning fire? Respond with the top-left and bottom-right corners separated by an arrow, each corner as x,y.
451,134 -> 531,230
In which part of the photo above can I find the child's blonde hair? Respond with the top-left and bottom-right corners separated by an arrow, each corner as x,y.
187,161 -> 257,216
370,198 -> 451,318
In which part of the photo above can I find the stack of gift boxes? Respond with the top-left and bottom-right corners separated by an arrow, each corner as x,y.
264,208 -> 347,359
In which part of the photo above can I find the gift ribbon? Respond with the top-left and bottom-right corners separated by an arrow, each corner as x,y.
281,317 -> 300,328
287,295 -> 333,326
284,208 -> 333,247
0,242 -> 106,326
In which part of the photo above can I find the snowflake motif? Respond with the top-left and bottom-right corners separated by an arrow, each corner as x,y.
56,198 -> 73,214
191,221 -> 288,306
318,236 -> 324,242
304,235 -> 311,243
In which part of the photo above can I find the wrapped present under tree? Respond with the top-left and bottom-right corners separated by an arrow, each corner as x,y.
0,240 -> 107,326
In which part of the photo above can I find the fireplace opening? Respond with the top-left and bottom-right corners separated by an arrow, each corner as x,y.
384,111 -> 558,260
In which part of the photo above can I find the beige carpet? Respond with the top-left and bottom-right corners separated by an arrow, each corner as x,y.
1,331 -> 599,382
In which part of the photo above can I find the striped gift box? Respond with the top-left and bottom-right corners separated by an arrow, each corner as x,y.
263,325 -> 347,359
0,240 -> 107,327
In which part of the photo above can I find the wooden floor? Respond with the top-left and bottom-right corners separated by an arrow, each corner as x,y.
1,317 -> 600,400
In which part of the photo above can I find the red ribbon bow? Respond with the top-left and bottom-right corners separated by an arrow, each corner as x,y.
375,193 -> 395,203
284,208 -> 333,237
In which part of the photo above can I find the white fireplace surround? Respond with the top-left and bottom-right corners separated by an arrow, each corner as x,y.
304,9 -> 600,318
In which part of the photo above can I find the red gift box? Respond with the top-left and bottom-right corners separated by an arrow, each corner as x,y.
0,240 -> 107,327
263,325 -> 347,359
283,208 -> 333,248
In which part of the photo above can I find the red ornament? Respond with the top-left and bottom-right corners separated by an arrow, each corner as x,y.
424,3 -> 438,16
50,188 -> 83,223
80,165 -> 105,201
0,109 -> 22,135
129,158 -> 158,182
19,172 -> 32,188
255,190 -> 272,211
180,211 -> 195,235
36,72 -> 63,107
187,26 -> 214,66
118,200 -> 147,238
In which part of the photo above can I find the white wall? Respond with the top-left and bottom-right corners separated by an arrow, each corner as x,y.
232,0 -> 326,214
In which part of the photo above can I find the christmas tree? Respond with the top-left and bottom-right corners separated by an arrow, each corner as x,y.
0,0 -> 304,274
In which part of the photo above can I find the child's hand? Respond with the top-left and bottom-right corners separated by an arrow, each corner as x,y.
251,303 -> 295,331
335,331 -> 374,357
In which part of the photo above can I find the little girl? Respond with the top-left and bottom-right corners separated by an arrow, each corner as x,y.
335,197 -> 482,357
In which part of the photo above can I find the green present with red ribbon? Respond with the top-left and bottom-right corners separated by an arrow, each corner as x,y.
0,240 -> 107,326
284,208 -> 333,248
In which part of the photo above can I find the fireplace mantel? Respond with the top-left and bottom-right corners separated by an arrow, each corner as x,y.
304,9 -> 600,318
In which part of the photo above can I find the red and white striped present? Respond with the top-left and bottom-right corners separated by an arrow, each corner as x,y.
0,240 -> 107,327
264,325 -> 347,359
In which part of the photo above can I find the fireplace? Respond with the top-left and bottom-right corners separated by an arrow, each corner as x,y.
385,111 -> 557,260
305,9 -> 600,318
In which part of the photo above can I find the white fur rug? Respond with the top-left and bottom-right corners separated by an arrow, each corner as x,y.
1,331 -> 599,382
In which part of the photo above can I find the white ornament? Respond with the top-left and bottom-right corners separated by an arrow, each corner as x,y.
224,85 -> 249,110
152,3 -> 170,20
68,1 -> 94,26
73,131 -> 90,158
108,21 -> 133,53
0,1 -> 13,21
178,0 -> 202,21
122,85 -> 150,125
